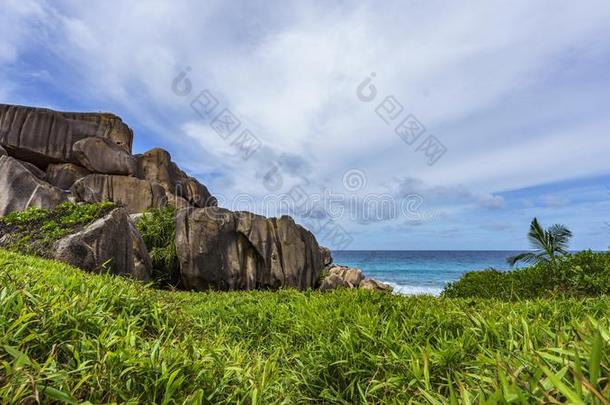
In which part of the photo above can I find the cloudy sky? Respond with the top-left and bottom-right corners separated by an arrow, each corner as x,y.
2,0 -> 610,250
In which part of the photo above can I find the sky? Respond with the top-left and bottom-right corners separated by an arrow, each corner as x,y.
1,0 -> 610,250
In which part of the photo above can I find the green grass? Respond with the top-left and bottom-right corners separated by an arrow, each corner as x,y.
0,202 -> 115,257
1,250 -> 610,403
443,251 -> 610,299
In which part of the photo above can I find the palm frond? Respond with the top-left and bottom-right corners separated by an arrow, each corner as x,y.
507,252 -> 538,267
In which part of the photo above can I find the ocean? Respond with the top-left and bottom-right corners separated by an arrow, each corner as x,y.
332,250 -> 521,296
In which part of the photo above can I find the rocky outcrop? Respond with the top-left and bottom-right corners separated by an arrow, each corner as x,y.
320,246 -> 333,267
360,278 -> 393,292
136,148 -> 216,207
53,208 -> 150,281
16,159 -> 46,180
45,163 -> 90,190
129,221 -> 153,282
72,137 -> 137,175
176,207 -> 323,291
319,265 -> 393,293
0,104 -> 133,166
71,174 -> 167,213
0,155 -> 67,216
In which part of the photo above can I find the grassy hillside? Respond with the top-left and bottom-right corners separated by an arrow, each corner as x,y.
0,249 -> 609,403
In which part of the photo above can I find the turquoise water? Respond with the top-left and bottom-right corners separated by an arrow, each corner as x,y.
332,250 -> 521,295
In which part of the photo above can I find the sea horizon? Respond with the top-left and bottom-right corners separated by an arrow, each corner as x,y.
332,250 -> 526,296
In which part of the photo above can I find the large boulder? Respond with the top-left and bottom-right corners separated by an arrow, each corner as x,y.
45,163 -> 90,190
176,207 -> 323,291
0,155 -> 67,216
0,104 -> 133,166
71,174 -> 167,213
53,208 -> 150,281
319,273 -> 351,291
329,266 -> 365,287
72,137 -> 137,175
136,148 -> 216,207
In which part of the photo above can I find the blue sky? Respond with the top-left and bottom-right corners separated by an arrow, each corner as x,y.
2,0 -> 610,250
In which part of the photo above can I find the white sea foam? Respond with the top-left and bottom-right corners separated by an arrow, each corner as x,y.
387,283 -> 443,296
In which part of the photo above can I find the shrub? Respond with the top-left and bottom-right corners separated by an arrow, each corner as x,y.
0,202 -> 115,257
443,251 -> 610,299
135,206 -> 181,288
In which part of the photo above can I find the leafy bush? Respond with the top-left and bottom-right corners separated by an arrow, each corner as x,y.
1,249 -> 610,403
135,206 -> 181,288
443,250 -> 610,299
0,202 -> 115,256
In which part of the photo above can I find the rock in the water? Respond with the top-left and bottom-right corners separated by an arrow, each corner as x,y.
71,174 -> 167,213
72,137 -> 137,175
176,207 -> 323,291
319,273 -> 351,291
0,104 -> 133,166
46,163 -> 90,190
136,148 -> 216,207
320,246 -> 333,267
0,145 -> 6,157
0,155 -> 67,216
360,278 -> 393,292
329,265 -> 364,288
53,208 -> 150,281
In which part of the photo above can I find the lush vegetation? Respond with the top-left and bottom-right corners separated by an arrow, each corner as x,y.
135,206 -> 181,288
443,250 -> 610,299
0,202 -> 115,256
507,217 -> 572,268
1,249 -> 609,403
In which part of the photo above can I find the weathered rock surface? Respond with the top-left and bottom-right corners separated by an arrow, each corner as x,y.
319,273 -> 351,291
360,278 -> 393,292
176,207 -> 323,291
72,137 -> 137,175
0,145 -> 6,157
16,159 -> 46,180
129,221 -> 153,282
53,208 -> 150,281
320,246 -> 333,267
0,104 -> 133,166
328,266 -> 365,287
71,174 -> 167,213
45,163 -> 91,190
0,155 -> 67,216
136,148 -> 216,207
319,265 -> 393,293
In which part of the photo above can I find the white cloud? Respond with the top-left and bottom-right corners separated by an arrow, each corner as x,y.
2,0 -> 610,248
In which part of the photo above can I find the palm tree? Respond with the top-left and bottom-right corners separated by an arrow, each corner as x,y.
507,218 -> 572,268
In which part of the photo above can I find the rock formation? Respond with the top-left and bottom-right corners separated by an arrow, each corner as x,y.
176,207 -> 322,291
0,103 -> 391,293
0,104 -> 132,166
45,163 -> 91,190
53,207 -> 151,281
319,265 -> 393,293
71,174 -> 167,214
0,155 -> 68,216
136,148 -> 216,208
